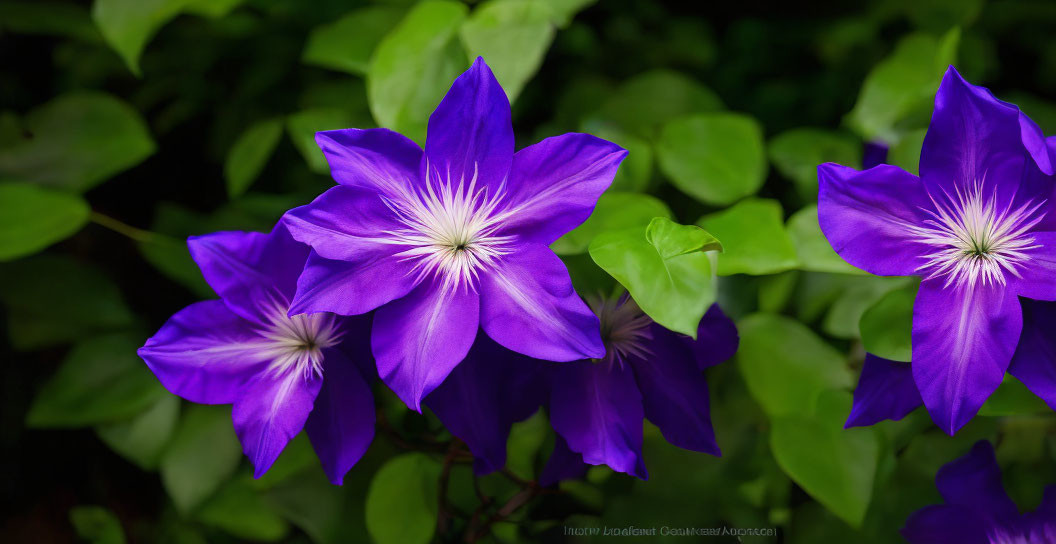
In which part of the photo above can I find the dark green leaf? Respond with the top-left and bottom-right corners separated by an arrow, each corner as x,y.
0,182 -> 89,261
978,374 -> 1051,416
196,473 -> 290,541
859,283 -> 917,362
302,7 -> 404,76
96,394 -> 180,470
365,453 -> 441,544
286,109 -> 358,175
160,404 -> 242,513
225,118 -> 283,198
70,506 -> 126,544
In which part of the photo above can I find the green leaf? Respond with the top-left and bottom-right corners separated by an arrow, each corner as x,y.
552,191 -> 671,255
589,217 -> 721,337
0,255 -> 137,350
182,0 -> 244,19
197,473 -> 290,542
698,198 -> 798,276
978,374 -> 1051,416
580,120 -> 653,192
365,453 -> 441,544
787,205 -> 864,275
598,70 -> 723,139
26,333 -> 165,427
822,276 -> 912,339
537,0 -> 595,26
302,7 -> 404,76
768,128 -> 861,201
859,283 -> 918,362
367,0 -> 468,144
460,0 -> 555,103
0,1 -> 102,42
846,29 -> 960,142
0,182 -> 89,261
737,313 -> 853,418
771,390 -> 881,528
224,118 -> 283,198
0,92 -> 154,192
286,109 -> 357,175
264,466 -> 368,544
70,506 -> 126,544
160,404 -> 242,513
505,410 -> 548,480
888,128 -> 927,176
96,394 -> 180,470
91,0 -> 187,76
657,113 -> 767,206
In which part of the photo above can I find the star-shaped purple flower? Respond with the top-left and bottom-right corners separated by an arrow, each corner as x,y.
138,224 -> 375,484
902,440 -> 1056,544
540,297 -> 738,481
819,66 -> 1056,435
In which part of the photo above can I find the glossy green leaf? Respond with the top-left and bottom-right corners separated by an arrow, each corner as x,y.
978,375 -> 1051,416
160,404 -> 242,513
599,70 -> 723,139
365,453 -> 441,544
302,7 -> 404,76
70,506 -> 125,544
91,0 -> 186,76
657,113 -> 766,206
589,217 -> 721,337
768,128 -> 860,201
225,118 -> 283,198
552,191 -> 671,255
26,333 -> 165,427
96,393 -> 180,470
460,0 -> 555,103
737,313 -> 853,418
787,205 -> 864,275
0,182 -> 89,261
197,473 -> 290,541
859,282 -> 918,362
286,109 -> 357,175
771,390 -> 881,528
0,92 -> 154,192
698,198 -> 798,275
367,1 -> 468,144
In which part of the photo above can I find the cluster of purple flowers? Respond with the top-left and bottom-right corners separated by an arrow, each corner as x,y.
138,58 -> 737,484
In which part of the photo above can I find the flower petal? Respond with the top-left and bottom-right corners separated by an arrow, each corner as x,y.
138,300 -> 269,404
901,505 -> 989,544
499,133 -> 627,244
188,224 -> 309,323
1010,231 -> 1056,302
424,57 -> 512,192
1008,299 -> 1056,411
817,162 -> 930,276
845,354 -> 923,428
425,333 -> 548,475
549,361 -> 647,479
233,370 -> 323,478
371,278 -> 480,411
480,244 -> 604,361
315,127 -> 423,196
282,185 -> 403,263
630,324 -> 720,455
305,341 -> 376,485
934,441 -> 1021,527
290,251 -> 418,317
684,304 -> 739,370
1024,486 -> 1056,541
912,281 -> 1021,435
539,435 -> 589,487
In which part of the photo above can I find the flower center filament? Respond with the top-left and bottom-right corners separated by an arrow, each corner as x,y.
590,296 -> 653,369
258,298 -> 341,380
380,161 -> 514,295
909,180 -> 1044,290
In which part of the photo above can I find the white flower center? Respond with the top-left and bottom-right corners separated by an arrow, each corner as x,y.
379,161 -> 514,295
258,298 -> 341,380
590,296 -> 653,368
909,180 -> 1044,290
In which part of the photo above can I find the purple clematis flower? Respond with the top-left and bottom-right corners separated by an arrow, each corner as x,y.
282,57 -> 626,410
902,440 -> 1056,544
138,224 -> 375,484
819,66 -> 1056,435
542,297 -> 738,480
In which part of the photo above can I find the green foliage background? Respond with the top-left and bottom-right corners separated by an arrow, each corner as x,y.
2,0 -> 1056,542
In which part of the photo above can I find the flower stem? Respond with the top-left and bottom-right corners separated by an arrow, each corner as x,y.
89,211 -> 160,244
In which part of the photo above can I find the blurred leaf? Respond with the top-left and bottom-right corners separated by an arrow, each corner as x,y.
302,6 -> 404,76
225,118 -> 283,198
91,0 -> 186,76
771,391 -> 880,528
768,128 -> 860,202
136,203 -> 212,297
859,283 -> 917,362
904,0 -> 983,32
0,182 -> 89,261
698,198 -> 798,276
978,375 -> 1050,416
580,120 -> 652,192
506,410 -> 548,480
26,333 -> 165,427
737,313 -> 853,418
787,205 -> 865,275
589,217 -> 721,337
552,191 -> 671,255
657,113 -> 766,206
758,271 -> 799,313
286,109 -> 356,175
0,1 -> 102,42
197,473 -> 289,541
368,0 -> 468,144
822,276 -> 912,339
70,506 -> 125,544
460,0 -> 556,103
252,434 -> 316,491
599,70 -> 723,139
888,128 -> 926,175
0,255 -> 137,350
0,92 -> 154,192
265,466 -> 368,544
846,28 -> 960,142
365,453 -> 441,544
182,0 -> 244,18
160,404 -> 242,513
538,0 -> 595,26
96,394 -> 180,470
